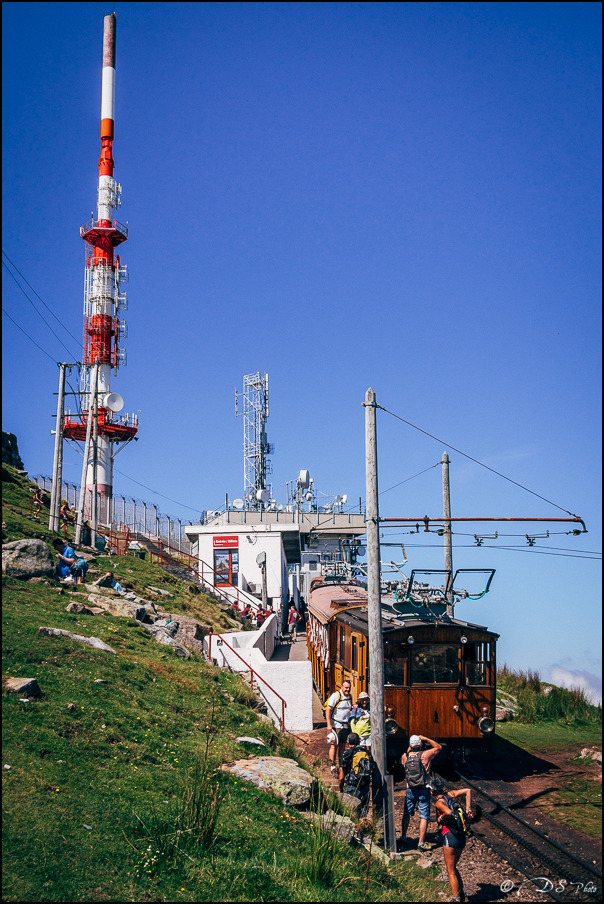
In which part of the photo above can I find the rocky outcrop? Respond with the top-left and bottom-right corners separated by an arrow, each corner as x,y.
38,626 -> 116,654
2,539 -> 54,579
222,756 -> 318,808
86,593 -> 155,623
2,432 -> 24,470
3,677 -> 41,697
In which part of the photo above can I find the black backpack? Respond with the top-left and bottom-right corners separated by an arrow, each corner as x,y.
445,795 -> 468,834
405,752 -> 429,789
344,747 -> 372,793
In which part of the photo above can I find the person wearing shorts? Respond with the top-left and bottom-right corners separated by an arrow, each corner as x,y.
325,679 -> 352,775
400,733 -> 442,850
434,780 -> 472,903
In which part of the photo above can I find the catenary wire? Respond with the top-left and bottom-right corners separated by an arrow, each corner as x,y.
377,403 -> 578,517
2,306 -> 58,364
112,466 -> 202,514
2,260 -> 79,361
2,251 -> 82,348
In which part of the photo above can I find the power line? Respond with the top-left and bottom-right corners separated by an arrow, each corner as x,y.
2,250 -> 82,346
112,466 -> 202,514
379,461 -> 441,496
381,541 -> 600,560
2,306 -> 58,364
2,258 -> 79,360
377,404 -> 578,517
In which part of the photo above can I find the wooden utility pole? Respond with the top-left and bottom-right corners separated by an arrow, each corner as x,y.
364,388 -> 393,849
442,451 -> 453,614
74,364 -> 98,546
49,363 -> 67,532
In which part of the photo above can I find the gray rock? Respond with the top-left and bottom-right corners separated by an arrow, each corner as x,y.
496,706 -> 516,722
2,538 -> 54,580
580,747 -> 602,763
149,619 -> 179,637
4,677 -> 41,697
148,586 -> 174,597
236,737 -> 266,747
2,432 -> 24,470
321,810 -> 357,843
38,626 -> 116,654
222,756 -> 318,808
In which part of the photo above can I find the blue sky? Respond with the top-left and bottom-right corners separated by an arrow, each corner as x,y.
2,2 -> 601,700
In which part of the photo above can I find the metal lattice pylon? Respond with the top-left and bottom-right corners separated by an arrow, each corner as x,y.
235,372 -> 272,509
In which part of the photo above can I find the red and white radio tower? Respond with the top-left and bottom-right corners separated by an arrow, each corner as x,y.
64,13 -> 138,530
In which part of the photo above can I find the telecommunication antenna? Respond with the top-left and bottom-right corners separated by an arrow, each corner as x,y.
235,372 -> 273,509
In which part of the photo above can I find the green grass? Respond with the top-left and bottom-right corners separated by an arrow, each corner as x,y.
542,773 -> 602,839
496,721 -> 602,753
2,467 -> 444,902
498,664 -> 602,727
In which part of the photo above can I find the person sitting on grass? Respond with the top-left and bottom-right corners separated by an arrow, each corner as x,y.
91,570 -> 124,594
52,538 -> 88,584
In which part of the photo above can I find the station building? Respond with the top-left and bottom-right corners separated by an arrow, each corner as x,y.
184,509 -> 367,626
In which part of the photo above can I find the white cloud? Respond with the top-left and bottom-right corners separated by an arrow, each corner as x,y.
548,665 -> 602,706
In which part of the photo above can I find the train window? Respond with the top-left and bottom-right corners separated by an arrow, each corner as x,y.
384,642 -> 407,686
411,645 -> 460,684
465,642 -> 491,685
339,625 -> 346,663
351,636 -> 358,671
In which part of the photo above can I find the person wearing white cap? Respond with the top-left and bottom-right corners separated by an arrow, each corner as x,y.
400,733 -> 442,851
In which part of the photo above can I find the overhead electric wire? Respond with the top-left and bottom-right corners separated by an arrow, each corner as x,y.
379,461 -> 441,496
2,259 -> 79,361
380,541 -> 600,560
2,306 -> 58,364
377,403 -> 578,517
112,466 -> 202,514
2,250 -> 81,346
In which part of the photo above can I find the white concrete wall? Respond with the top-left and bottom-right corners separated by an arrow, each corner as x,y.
194,526 -> 288,612
204,615 -> 313,732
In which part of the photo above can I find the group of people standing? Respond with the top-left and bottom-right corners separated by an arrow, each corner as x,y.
325,679 -> 472,903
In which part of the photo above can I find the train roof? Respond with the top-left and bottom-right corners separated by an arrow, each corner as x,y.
307,578 -> 499,639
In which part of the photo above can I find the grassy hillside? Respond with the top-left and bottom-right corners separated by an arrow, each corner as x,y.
2,466 -> 442,902
497,664 -> 602,727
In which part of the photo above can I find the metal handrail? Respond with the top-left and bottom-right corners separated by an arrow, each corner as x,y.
104,526 -> 263,613
207,632 -> 286,731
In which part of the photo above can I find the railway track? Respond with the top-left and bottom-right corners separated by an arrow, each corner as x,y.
441,770 -> 601,902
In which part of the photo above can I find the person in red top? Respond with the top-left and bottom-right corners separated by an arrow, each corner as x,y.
287,605 -> 300,643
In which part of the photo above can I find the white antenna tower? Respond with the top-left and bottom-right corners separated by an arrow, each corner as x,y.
235,372 -> 273,509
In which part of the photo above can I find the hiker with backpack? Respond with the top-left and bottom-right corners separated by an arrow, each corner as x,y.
338,732 -> 374,814
400,733 -> 442,851
325,679 -> 353,775
433,778 -> 472,903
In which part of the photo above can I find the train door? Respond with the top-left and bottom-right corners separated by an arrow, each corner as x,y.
350,631 -> 364,699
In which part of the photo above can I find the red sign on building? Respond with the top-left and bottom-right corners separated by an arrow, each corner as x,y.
213,536 -> 239,549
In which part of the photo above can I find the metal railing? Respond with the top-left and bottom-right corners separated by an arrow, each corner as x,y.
101,524 -> 264,613
207,632 -> 286,731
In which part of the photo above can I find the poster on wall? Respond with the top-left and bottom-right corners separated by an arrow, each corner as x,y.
213,536 -> 239,586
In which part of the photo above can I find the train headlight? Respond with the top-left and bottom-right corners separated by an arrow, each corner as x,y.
385,718 -> 400,736
478,715 -> 495,734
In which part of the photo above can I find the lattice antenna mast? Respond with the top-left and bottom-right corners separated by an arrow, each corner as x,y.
235,372 -> 273,509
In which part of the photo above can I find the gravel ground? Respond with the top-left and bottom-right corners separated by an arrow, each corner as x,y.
295,728 -> 599,902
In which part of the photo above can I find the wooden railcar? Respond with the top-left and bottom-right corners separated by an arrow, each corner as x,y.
306,575 -> 498,758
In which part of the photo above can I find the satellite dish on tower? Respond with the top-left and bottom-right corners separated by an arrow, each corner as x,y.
256,489 -> 269,503
232,498 -> 244,510
103,392 -> 124,412
298,469 -> 310,488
